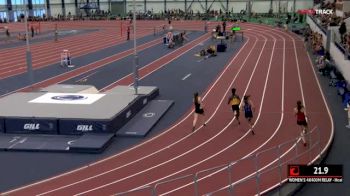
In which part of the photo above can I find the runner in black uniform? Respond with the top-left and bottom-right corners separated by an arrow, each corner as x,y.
228,88 -> 241,125
242,95 -> 255,135
192,92 -> 206,132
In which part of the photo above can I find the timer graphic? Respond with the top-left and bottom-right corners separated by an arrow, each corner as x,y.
287,165 -> 343,183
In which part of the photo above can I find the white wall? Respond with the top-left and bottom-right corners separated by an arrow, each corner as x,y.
100,2 -> 110,12
65,5 -> 76,15
190,2 -> 206,13
252,1 -> 270,13
50,5 -> 62,17
229,2 -> 247,13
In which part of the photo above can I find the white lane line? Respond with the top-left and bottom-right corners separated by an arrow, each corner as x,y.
258,30 -> 335,196
196,28 -> 287,194
251,29 -> 316,195
206,27 -> 325,195
73,33 -> 267,196
160,28 -> 281,196
182,73 -> 191,80
183,27 -> 286,195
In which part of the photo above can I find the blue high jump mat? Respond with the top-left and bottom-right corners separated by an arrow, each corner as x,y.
117,100 -> 174,137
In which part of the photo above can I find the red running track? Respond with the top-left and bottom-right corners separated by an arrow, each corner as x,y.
0,22 -> 158,79
0,21 -> 213,80
1,23 -> 333,196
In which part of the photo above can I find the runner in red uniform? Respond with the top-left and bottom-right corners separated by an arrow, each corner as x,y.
294,100 -> 308,146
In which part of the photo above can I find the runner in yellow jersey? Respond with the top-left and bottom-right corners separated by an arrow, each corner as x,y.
228,88 -> 241,125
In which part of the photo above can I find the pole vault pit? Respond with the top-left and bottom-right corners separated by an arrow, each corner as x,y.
0,85 -> 173,153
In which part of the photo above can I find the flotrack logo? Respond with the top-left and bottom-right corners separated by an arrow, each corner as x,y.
297,9 -> 333,15
315,9 -> 333,15
77,125 -> 93,132
24,123 -> 40,130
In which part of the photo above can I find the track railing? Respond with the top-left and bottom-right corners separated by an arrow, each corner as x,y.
115,126 -> 321,196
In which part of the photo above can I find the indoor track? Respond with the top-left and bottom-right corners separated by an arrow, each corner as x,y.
0,21 -> 333,195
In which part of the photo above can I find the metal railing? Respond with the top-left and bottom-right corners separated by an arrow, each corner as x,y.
115,126 -> 321,196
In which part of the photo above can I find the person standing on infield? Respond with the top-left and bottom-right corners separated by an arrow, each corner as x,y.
228,88 -> 241,125
127,26 -> 130,40
294,100 -> 308,147
242,95 -> 255,134
192,92 -> 206,132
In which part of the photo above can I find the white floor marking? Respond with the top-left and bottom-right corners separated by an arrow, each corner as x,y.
182,73 -> 191,80
75,71 -> 98,82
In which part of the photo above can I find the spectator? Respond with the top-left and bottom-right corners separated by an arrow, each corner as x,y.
339,21 -> 347,43
31,25 -> 34,37
5,26 -> 10,38
127,26 -> 130,40
222,20 -> 226,33
316,55 -> 326,74
346,101 -> 350,129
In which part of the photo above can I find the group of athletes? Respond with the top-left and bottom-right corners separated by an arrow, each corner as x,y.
192,88 -> 309,147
